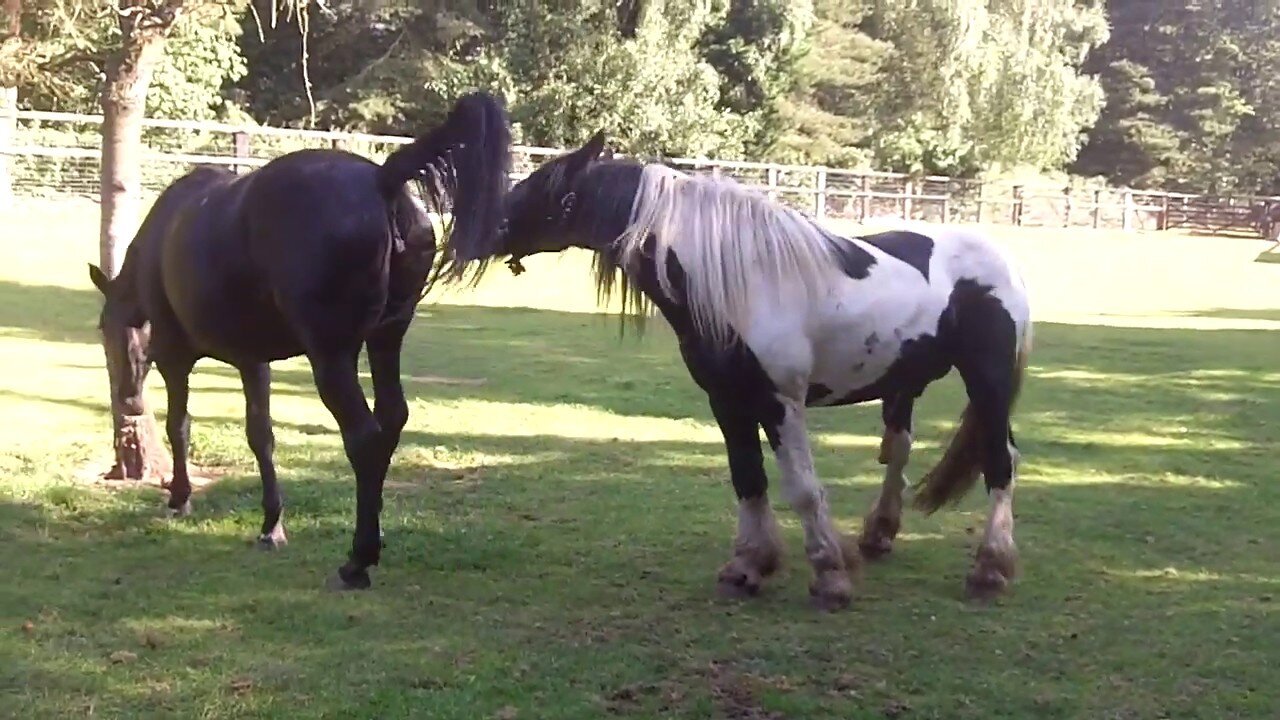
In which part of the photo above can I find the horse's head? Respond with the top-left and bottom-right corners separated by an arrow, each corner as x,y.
498,130 -> 609,273
88,264 -> 151,412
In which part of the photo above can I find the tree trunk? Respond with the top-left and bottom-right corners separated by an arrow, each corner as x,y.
99,7 -> 175,276
99,2 -> 183,481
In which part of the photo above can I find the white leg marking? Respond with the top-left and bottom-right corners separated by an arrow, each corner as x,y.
735,496 -> 782,564
717,496 -> 783,597
773,398 -> 855,608
981,483 -> 1016,558
967,438 -> 1020,599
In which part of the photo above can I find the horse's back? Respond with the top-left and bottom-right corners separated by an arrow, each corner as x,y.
158,151 -> 403,363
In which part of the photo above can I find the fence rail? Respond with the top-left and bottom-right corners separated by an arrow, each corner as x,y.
2,109 -> 1278,237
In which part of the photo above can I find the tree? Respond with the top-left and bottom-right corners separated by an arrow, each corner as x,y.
96,0 -> 187,481
1074,1 -> 1280,193
863,0 -> 1108,176
769,0 -> 887,166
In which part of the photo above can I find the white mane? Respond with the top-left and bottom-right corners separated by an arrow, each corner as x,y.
614,164 -> 838,345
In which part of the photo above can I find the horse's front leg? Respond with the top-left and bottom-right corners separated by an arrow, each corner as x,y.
156,356 -> 196,517
764,395 -> 861,611
708,393 -> 784,600
239,363 -> 286,550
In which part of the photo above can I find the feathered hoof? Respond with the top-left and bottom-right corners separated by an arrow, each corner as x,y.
809,570 -> 854,613
858,514 -> 900,561
715,556 -> 769,600
256,528 -> 288,552
965,543 -> 1018,602
166,499 -> 193,518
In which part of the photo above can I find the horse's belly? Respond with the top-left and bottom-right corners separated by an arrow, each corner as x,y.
165,279 -> 305,364
804,297 -> 951,406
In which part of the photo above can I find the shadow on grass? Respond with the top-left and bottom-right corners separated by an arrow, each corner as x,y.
6,301 -> 1280,716
0,279 -> 100,344
1254,244 -> 1280,263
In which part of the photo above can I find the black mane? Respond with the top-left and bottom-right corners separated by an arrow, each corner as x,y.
562,159 -> 654,333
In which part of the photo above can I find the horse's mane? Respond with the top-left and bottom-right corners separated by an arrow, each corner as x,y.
599,164 -> 839,345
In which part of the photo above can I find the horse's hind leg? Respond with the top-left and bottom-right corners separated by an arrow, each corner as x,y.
858,395 -> 914,559
365,323 -> 411,550
307,349 -> 384,590
952,299 -> 1025,601
156,356 -> 196,517
709,393 -> 783,600
239,363 -> 286,550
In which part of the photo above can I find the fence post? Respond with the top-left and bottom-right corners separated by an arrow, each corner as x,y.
1062,186 -> 1072,227
1092,189 -> 1102,229
1012,185 -> 1024,226
766,166 -> 778,202
231,131 -> 251,175
902,179 -> 914,221
0,87 -> 16,209
1159,193 -> 1171,231
814,168 -> 827,220
858,175 -> 870,222
1122,189 -> 1134,231
942,181 -> 952,224
976,181 -> 986,224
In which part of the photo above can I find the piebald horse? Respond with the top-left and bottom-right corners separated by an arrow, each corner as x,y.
89,92 -> 512,590
497,133 -> 1032,608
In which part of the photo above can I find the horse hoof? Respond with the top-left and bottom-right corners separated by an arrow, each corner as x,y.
167,500 -> 193,518
256,532 -> 288,551
965,569 -> 1010,603
325,568 -> 372,592
857,535 -> 894,561
857,515 -> 899,561
715,557 -> 767,600
809,572 -> 854,613
964,545 -> 1017,602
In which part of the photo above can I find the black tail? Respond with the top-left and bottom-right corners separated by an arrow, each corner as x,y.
377,91 -> 513,284
912,338 -> 1031,514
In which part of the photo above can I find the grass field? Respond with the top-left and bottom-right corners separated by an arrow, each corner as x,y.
2,197 -> 1279,719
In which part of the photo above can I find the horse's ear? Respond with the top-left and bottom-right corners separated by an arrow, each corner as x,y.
563,130 -> 608,179
582,130 -> 607,160
88,264 -> 109,295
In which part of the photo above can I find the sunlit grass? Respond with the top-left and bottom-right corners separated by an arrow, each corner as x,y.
1,197 -> 1278,718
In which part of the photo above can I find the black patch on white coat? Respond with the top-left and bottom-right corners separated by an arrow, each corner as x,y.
807,279 -> 1003,408
858,230 -> 934,281
825,233 -> 877,279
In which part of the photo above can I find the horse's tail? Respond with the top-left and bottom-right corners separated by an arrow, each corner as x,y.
376,91 -> 512,283
911,322 -> 1032,514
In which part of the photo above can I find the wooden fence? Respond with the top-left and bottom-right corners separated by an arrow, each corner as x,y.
2,109 -> 1277,237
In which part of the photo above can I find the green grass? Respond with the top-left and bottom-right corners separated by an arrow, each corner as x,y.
2,197 -> 1279,719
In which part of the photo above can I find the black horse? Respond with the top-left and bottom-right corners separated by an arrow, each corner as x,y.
88,92 -> 512,590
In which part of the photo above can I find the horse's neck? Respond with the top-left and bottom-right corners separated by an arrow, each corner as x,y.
570,162 -> 644,251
